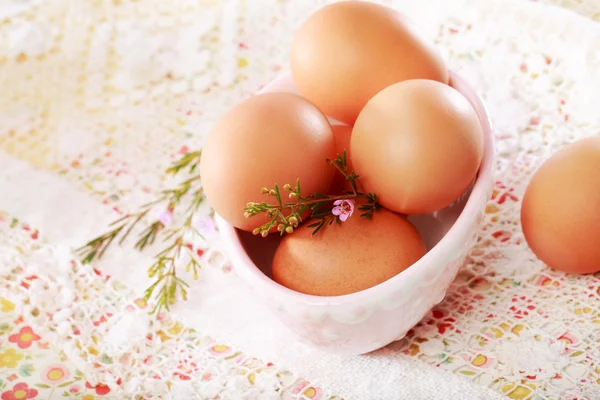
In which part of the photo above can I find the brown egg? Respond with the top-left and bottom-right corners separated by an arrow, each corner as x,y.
521,137 -> 600,274
291,1 -> 448,124
272,208 -> 427,296
329,124 -> 356,193
351,79 -> 483,214
200,92 -> 335,231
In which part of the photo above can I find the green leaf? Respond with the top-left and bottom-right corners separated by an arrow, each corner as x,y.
36,384 -> 52,389
311,223 -> 325,235
58,381 -> 75,388
101,354 -> 114,364
224,352 -> 241,360
569,351 -> 584,358
75,369 -> 84,378
274,184 -> 285,208
18,363 -> 35,377
459,370 -> 476,376
0,323 -> 10,334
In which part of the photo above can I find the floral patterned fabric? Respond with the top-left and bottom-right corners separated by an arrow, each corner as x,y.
0,213 -> 341,399
1,0 -> 600,399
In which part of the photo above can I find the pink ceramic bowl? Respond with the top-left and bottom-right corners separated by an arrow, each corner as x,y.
215,71 -> 494,355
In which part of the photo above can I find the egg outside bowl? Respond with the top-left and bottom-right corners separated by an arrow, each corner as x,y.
215,71 -> 494,356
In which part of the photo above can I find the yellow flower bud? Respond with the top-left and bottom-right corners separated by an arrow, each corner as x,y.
289,192 -> 297,199
285,226 -> 293,234
277,224 -> 285,232
288,216 -> 298,226
252,228 -> 261,235
261,187 -> 269,194
261,230 -> 269,238
283,184 -> 291,191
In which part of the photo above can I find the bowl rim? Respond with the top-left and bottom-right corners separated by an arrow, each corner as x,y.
215,70 -> 494,306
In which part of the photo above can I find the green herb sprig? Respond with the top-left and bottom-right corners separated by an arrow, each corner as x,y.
76,151 -> 206,314
244,151 -> 380,237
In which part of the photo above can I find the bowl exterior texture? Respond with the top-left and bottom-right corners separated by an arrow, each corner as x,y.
216,71 -> 494,355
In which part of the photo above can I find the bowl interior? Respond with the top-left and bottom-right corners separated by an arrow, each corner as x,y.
236,74 -> 475,279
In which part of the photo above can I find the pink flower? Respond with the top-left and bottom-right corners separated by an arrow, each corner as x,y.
290,380 -> 310,395
85,378 -> 121,396
1,383 -> 38,400
158,211 -> 173,227
69,384 -> 81,394
470,354 -> 495,369
557,332 -> 578,345
202,372 -> 212,381
222,265 -> 233,273
41,364 -> 71,386
209,344 -> 233,357
332,199 -> 354,221
194,215 -> 216,235
8,326 -> 41,349
290,380 -> 323,399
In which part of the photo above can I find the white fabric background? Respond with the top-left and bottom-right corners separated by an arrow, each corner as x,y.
1,0 -> 600,399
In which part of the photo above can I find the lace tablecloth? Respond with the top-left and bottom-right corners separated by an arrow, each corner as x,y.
1,0 -> 600,399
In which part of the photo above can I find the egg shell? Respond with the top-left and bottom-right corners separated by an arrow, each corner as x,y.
291,1 -> 448,124
272,207 -> 427,296
521,136 -> 600,274
351,79 -> 483,214
200,92 -> 335,231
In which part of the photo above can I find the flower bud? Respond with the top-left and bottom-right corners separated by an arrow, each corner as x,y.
285,226 -> 293,234
277,224 -> 285,232
252,228 -> 261,235
289,192 -> 297,199
283,184 -> 291,191
261,230 -> 269,238
261,187 -> 269,194
288,216 -> 298,227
